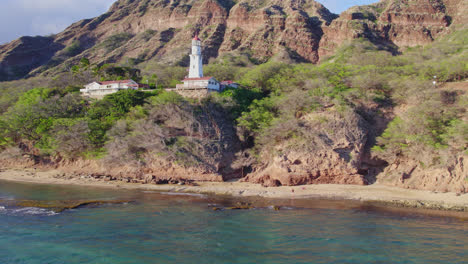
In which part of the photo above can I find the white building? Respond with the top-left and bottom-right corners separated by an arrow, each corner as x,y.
178,76 -> 220,90
176,36 -> 221,91
80,79 -> 147,98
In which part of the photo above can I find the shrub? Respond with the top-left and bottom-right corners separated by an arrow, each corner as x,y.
0,90 -> 87,142
211,88 -> 264,119
63,40 -> 83,57
96,64 -> 142,82
141,29 -> 156,41
373,93 -> 466,165
238,61 -> 291,93
36,118 -> 91,158
237,97 -> 278,134
86,89 -> 157,146
99,33 -> 133,53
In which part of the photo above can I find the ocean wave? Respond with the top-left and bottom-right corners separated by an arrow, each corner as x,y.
164,192 -> 207,198
142,191 -> 208,198
0,206 -> 58,216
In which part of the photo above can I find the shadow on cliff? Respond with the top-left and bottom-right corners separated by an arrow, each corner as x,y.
0,36 -> 65,81
355,102 -> 393,185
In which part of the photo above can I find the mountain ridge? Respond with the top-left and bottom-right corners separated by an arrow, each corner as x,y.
0,0 -> 466,81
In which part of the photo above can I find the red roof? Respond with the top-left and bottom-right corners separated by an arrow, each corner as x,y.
193,35 -> 201,41
183,77 -> 214,81
221,80 -> 236,84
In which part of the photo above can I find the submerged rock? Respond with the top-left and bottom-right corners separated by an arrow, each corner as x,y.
226,202 -> 254,210
210,202 -> 258,211
0,199 -> 133,213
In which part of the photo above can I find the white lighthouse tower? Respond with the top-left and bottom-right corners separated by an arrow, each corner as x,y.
175,36 -> 221,93
189,35 -> 203,78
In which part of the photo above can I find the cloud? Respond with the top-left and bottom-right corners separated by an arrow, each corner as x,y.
18,0 -> 113,12
0,0 -> 115,44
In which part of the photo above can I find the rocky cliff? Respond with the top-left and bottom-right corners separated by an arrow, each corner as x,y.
0,0 -> 466,81
319,0 -> 467,58
376,155 -> 466,193
243,110 -> 370,187
0,0 -> 335,81
375,82 -> 468,194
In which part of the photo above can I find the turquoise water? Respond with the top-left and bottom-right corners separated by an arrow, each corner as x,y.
0,180 -> 467,264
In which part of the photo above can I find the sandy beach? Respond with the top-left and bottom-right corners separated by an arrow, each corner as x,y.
0,168 -> 467,212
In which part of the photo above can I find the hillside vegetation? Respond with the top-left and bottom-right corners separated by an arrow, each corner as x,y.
0,29 -> 466,192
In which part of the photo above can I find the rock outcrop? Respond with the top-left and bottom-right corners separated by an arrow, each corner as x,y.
1,0 -> 465,81
243,110 -> 369,187
375,82 -> 468,194
218,0 -> 336,63
319,0 -> 466,58
377,155 -> 467,193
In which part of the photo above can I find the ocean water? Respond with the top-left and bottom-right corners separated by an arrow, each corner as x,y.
0,180 -> 467,264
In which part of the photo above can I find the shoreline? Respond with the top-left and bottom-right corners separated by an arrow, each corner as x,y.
0,168 -> 467,212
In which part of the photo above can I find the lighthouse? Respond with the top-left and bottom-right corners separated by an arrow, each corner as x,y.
189,35 -> 203,78
175,36 -> 222,95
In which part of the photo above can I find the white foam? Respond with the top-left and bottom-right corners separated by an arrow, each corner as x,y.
164,192 -> 207,198
0,206 -> 5,211
10,207 -> 58,216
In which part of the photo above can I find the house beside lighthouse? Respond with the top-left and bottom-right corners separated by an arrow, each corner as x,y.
174,36 -> 221,96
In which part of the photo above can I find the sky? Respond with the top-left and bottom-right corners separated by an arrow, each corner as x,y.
0,0 -> 379,45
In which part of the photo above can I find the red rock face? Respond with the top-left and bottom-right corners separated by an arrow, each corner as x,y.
218,0 -> 336,63
243,110 -> 370,187
377,155 -> 467,193
0,0 -> 466,80
0,0 -> 335,80
319,0 -> 466,59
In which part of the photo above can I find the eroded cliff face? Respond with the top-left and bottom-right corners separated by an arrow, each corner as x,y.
2,0 -> 465,81
319,0 -> 466,58
218,0 -> 336,63
243,110 -> 369,187
0,0 -> 335,80
376,155 -> 467,193
375,82 -> 468,194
